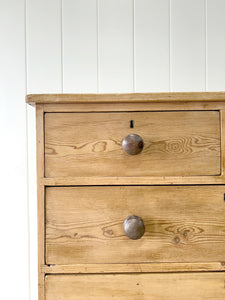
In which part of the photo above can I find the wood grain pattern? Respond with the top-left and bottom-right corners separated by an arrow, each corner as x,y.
42,101 -> 225,112
26,92 -> 225,104
46,185 -> 225,264
42,262 -> 225,274
45,111 -> 220,177
42,175 -> 225,186
45,273 -> 225,300
221,110 -> 225,174
36,105 -> 45,300
32,95 -> 225,299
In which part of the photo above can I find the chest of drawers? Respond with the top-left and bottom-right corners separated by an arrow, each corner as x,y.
27,92 -> 225,299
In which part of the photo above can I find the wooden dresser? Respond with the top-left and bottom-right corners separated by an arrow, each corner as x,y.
27,92 -> 225,299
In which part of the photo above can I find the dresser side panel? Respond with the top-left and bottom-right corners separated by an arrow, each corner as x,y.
36,104 -> 45,300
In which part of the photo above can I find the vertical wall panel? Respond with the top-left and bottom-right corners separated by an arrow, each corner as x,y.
98,0 -> 133,92
171,0 -> 206,91
135,0 -> 170,92
63,0 -> 98,92
0,1 -> 29,299
26,0 -> 62,93
207,0 -> 225,91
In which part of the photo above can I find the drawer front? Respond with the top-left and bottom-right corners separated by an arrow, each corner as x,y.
46,186 -> 225,264
45,111 -> 220,177
45,273 -> 225,300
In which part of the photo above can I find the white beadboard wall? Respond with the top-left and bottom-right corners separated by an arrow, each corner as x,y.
1,0 -> 225,299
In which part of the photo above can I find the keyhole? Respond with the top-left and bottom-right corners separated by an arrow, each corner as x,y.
130,120 -> 134,128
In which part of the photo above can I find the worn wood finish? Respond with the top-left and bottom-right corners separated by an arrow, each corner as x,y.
45,273 -> 225,300
43,101 -> 225,112
221,110 -> 225,174
42,262 -> 225,274
36,105 -> 45,300
45,111 -> 220,177
26,92 -> 225,104
42,175 -> 225,186
46,185 -> 225,265
31,93 -> 225,299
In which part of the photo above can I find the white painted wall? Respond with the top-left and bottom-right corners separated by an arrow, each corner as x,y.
1,0 -> 225,299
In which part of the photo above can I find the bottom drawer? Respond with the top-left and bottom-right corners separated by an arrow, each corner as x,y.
45,273 -> 225,300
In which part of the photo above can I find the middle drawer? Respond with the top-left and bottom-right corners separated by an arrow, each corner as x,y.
46,185 -> 225,265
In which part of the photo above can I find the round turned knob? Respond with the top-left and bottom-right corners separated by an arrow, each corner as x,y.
123,215 -> 145,240
122,134 -> 144,155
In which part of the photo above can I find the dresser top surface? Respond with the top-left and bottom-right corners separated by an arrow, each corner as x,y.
26,92 -> 225,105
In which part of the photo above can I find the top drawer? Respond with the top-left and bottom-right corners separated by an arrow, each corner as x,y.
45,111 -> 220,178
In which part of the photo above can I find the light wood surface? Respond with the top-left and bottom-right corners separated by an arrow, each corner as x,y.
45,273 -> 225,300
42,175 -> 225,186
221,110 -> 225,174
42,262 -> 225,274
46,185 -> 225,264
36,105 -> 45,300
26,92 -> 225,104
43,101 -> 225,112
45,111 -> 220,177
32,95 -> 225,299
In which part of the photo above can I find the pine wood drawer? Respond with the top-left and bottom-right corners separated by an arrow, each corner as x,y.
44,111 -> 221,178
26,93 -> 225,299
45,273 -> 225,300
46,185 -> 225,265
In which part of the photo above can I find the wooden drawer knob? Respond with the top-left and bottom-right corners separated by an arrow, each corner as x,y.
122,134 -> 144,155
123,215 -> 145,240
